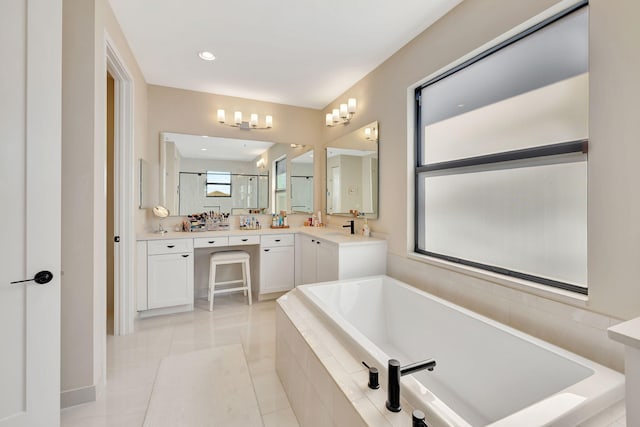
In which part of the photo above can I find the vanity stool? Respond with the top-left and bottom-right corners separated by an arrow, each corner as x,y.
208,250 -> 252,311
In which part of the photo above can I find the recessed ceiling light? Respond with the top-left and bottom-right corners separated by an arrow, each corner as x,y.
457,104 -> 465,108
198,51 -> 216,61
201,148 -> 207,151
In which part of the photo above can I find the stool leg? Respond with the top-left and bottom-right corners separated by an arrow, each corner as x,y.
242,263 -> 247,297
244,259 -> 252,305
209,262 -> 217,312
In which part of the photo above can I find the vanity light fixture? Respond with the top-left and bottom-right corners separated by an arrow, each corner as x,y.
217,109 -> 273,130
256,158 -> 266,169
325,98 -> 357,126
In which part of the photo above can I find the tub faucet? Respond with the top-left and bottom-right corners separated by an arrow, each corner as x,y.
386,358 -> 436,413
412,410 -> 429,427
343,219 -> 355,234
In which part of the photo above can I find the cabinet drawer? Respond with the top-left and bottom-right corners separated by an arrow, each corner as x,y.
228,235 -> 260,246
261,234 -> 294,247
147,238 -> 193,255
194,236 -> 229,248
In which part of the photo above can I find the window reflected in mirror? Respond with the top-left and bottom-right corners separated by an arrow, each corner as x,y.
291,148 -> 314,213
274,156 -> 287,214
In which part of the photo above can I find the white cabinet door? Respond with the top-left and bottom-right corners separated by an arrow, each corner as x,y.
316,239 -> 339,283
148,253 -> 194,309
301,236 -> 318,284
260,246 -> 295,293
1,0 -> 62,425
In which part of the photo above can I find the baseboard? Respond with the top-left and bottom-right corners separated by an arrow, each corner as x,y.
60,384 -> 96,408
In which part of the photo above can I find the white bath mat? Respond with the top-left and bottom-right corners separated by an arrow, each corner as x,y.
143,345 -> 262,427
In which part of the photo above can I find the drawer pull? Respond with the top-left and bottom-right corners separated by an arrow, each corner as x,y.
208,241 -> 215,244
182,254 -> 189,258
264,249 -> 270,252
241,238 -> 248,242
316,241 -> 321,245
275,239 -> 281,242
167,245 -> 175,248
311,239 -> 315,243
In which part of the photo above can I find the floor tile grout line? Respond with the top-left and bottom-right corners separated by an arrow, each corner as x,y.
140,319 -> 176,426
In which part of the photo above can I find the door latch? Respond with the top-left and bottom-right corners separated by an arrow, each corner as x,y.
11,270 -> 54,285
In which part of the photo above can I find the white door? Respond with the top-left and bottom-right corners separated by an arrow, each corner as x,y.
0,0 -> 62,426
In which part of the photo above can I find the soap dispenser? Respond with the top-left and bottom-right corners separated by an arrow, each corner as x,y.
362,217 -> 370,237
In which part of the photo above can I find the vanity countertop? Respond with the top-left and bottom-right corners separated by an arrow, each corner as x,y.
137,226 -> 385,246
608,316 -> 640,349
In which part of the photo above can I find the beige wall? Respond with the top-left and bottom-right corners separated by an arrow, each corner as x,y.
320,0 -> 640,327
61,0 -> 96,404
144,85 -> 324,230
61,0 -> 147,406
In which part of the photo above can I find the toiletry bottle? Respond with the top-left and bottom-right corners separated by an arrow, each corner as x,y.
284,215 -> 288,227
362,217 -> 370,237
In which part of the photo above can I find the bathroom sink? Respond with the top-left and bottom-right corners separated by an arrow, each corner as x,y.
322,232 -> 347,236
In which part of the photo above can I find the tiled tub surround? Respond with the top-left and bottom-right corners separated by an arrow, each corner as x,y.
608,317 -> 640,426
277,277 -> 625,427
277,291 -> 419,427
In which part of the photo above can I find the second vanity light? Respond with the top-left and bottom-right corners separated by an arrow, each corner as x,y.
326,98 -> 357,126
217,109 -> 273,130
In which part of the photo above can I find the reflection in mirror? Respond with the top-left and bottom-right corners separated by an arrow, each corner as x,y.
274,156 -> 287,214
161,133 -> 272,216
326,121 -> 378,218
290,148 -> 314,213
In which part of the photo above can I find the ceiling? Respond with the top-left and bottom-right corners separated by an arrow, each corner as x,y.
163,133 -> 273,161
108,0 -> 463,109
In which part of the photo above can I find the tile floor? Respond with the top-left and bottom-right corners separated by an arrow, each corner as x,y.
61,295 -> 299,427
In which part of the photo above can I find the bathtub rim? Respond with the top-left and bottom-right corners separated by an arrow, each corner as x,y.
297,275 -> 625,426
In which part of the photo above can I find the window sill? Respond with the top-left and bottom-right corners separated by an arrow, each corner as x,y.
406,251 -> 589,307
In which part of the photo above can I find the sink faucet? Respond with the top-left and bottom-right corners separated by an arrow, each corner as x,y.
343,219 -> 355,235
386,358 -> 436,413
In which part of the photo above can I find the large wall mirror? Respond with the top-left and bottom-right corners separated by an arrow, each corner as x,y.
160,132 -> 313,216
326,121 -> 379,218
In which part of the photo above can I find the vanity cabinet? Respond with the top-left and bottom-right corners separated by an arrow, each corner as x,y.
138,239 -> 194,311
298,233 -> 386,285
260,234 -> 295,294
300,235 -> 339,284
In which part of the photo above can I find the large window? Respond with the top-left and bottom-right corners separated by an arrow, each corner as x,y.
414,2 -> 588,294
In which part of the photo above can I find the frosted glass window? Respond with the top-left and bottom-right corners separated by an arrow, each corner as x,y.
414,2 -> 588,293
422,158 -> 586,286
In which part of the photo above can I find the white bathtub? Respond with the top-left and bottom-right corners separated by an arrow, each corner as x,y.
298,276 -> 624,426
